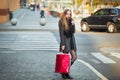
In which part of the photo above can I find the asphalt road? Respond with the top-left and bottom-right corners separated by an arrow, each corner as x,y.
0,8 -> 120,80
0,31 -> 101,80
54,30 -> 120,80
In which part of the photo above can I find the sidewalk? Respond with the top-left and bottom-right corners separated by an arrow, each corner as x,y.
0,9 -> 57,31
0,9 -> 26,28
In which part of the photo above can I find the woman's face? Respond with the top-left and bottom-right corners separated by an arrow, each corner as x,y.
65,11 -> 71,19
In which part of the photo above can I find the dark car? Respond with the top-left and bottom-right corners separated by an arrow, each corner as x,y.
81,7 -> 120,33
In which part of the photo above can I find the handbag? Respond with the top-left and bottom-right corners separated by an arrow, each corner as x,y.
55,53 -> 70,73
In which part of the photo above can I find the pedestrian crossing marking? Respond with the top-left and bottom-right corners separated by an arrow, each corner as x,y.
0,31 -> 59,51
91,52 -> 116,64
110,52 -> 120,59
78,59 -> 108,80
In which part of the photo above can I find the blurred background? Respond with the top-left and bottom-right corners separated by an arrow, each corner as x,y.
0,0 -> 120,23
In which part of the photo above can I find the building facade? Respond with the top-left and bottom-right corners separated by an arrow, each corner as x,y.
0,0 -> 20,23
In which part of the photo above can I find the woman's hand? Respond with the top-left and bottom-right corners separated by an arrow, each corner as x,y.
61,45 -> 65,50
71,20 -> 75,25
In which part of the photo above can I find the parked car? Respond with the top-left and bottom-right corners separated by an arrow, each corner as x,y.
81,7 -> 120,33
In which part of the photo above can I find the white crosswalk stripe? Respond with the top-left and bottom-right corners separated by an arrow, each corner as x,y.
0,31 -> 59,51
110,52 -> 120,59
91,52 -> 116,64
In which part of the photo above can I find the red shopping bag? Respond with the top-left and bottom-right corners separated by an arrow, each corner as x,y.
55,53 -> 70,73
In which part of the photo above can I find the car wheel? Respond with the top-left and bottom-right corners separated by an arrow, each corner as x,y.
107,22 -> 117,33
81,22 -> 90,32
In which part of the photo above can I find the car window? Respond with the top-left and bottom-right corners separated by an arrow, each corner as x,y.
103,9 -> 109,15
118,9 -> 120,15
110,9 -> 117,15
94,9 -> 104,16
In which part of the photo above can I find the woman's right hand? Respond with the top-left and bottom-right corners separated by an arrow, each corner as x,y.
71,20 -> 75,25
61,45 -> 65,51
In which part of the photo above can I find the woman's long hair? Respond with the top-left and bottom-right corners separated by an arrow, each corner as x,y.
60,9 -> 72,31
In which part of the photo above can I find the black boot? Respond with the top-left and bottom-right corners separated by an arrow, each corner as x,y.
61,73 -> 67,79
71,61 -> 74,66
65,73 -> 73,79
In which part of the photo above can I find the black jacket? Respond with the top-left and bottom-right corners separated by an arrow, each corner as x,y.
58,19 -> 76,53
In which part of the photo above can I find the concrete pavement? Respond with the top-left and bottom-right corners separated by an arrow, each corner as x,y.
0,9 -> 81,32
0,8 -> 101,80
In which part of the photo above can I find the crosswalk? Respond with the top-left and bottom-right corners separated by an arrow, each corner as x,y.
0,31 -> 59,51
91,52 -> 116,64
0,31 -> 120,64
110,52 -> 120,59
90,52 -> 120,64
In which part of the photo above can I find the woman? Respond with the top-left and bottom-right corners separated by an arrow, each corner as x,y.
58,9 -> 77,79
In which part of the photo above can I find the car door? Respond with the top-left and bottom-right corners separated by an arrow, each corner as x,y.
99,9 -> 109,26
89,9 -> 104,26
100,9 -> 117,26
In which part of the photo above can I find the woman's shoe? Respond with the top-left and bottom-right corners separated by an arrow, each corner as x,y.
61,73 -> 67,79
71,61 -> 74,66
65,73 -> 73,79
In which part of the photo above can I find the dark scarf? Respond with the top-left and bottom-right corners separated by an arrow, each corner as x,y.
64,19 -> 73,38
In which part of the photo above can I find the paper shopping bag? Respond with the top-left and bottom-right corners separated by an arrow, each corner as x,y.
55,53 -> 70,73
